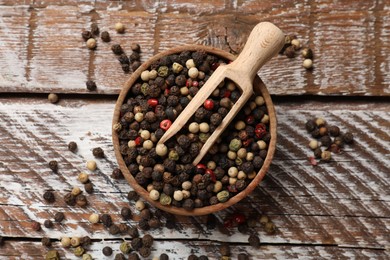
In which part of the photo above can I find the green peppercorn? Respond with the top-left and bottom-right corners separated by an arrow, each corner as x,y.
264,221 -> 276,234
73,246 -> 85,257
159,193 -> 172,206
157,66 -> 169,77
168,150 -> 179,161
45,250 -> 60,260
229,138 -> 242,152
82,254 -> 93,260
217,190 -> 230,202
120,241 -> 132,254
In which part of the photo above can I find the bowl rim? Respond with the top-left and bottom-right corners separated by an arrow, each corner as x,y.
112,44 -> 277,216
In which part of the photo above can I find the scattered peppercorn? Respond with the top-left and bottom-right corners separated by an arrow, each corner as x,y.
102,246 -> 113,256
219,243 -> 230,256
114,253 -> 127,260
84,182 -> 94,194
265,221 -> 276,234
86,80 -> 97,91
81,31 -> 92,41
127,190 -> 140,201
111,44 -> 124,55
31,221 -> 41,231
128,253 -> 140,260
139,247 -> 151,258
44,219 -> 53,229
54,212 -> 65,223
121,206 -> 132,220
101,31 -> 110,42
68,141 -> 78,152
64,192 -> 76,206
131,237 -> 143,251
248,233 -> 260,247
237,253 -> 249,260
131,43 -> 141,52
112,168 -> 124,179
92,147 -> 104,158
100,214 -> 112,227
81,236 -> 91,247
74,246 -> 85,257
48,160 -> 58,173
42,237 -> 51,247
109,224 -> 120,235
160,253 -> 169,260
43,191 -> 55,203
142,234 -> 154,248
86,38 -> 97,50
90,23 -> 99,36
48,93 -> 59,104
45,250 -> 60,260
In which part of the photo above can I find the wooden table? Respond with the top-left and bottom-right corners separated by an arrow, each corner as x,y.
0,1 -> 389,259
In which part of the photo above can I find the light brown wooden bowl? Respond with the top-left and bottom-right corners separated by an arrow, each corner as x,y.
112,44 -> 277,216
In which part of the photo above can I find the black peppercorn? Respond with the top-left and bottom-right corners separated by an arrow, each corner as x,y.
121,207 -> 132,220
130,51 -> 141,61
139,247 -> 151,258
131,43 -> 141,53
182,198 -> 195,210
118,223 -> 129,234
64,193 -> 76,206
127,190 -> 140,201
75,194 -> 88,207
305,119 -> 317,132
68,141 -> 77,152
131,61 -> 141,71
84,182 -> 94,194
188,255 -> 198,260
102,246 -> 113,256
198,256 -> 208,260
148,217 -> 161,229
129,226 -> 139,238
142,234 -> 154,248
111,44 -> 123,55
342,132 -> 354,144
131,237 -> 143,251
48,160 -> 58,173
81,31 -> 92,41
284,45 -> 296,58
86,80 -> 97,91
320,135 -> 332,147
114,253 -> 126,260
42,237 -> 51,247
140,208 -> 152,220
138,218 -> 150,231
160,253 -> 169,260
111,168 -> 124,179
328,125 -> 340,137
92,147 -> 104,158
43,191 -> 55,203
248,233 -> 260,247
90,23 -> 99,36
118,53 -> 130,64
80,236 -> 91,247
100,214 -> 112,227
128,252 -> 140,260
44,219 -> 53,229
109,224 -> 120,235
54,212 -> 65,223
219,243 -> 230,256
100,31 -> 110,42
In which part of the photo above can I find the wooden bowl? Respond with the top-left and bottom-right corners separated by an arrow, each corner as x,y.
112,44 -> 277,216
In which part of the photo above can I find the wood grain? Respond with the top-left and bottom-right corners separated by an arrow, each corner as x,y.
0,97 -> 388,259
0,0 -> 389,96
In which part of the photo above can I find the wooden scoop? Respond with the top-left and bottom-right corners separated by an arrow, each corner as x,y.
158,22 -> 285,165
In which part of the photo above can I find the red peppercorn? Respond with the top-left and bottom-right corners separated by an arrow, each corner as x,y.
196,164 -> 206,174
147,98 -> 158,107
205,169 -> 216,182
192,81 -> 199,87
204,99 -> 214,110
211,62 -> 220,70
255,123 -> 267,139
223,90 -> 231,98
160,119 -> 172,131
232,213 -> 246,224
242,138 -> 253,147
186,79 -> 192,87
223,218 -> 233,228
164,89 -> 170,96
135,136 -> 142,146
245,115 -> 255,125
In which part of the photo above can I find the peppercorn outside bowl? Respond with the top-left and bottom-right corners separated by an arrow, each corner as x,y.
113,44 -> 277,216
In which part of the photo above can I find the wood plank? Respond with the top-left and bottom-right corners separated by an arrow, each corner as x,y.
0,98 -> 388,253
0,1 -> 390,96
1,240 -> 388,259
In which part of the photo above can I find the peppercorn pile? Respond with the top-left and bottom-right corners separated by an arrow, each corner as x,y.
305,117 -> 354,164
115,50 -> 272,209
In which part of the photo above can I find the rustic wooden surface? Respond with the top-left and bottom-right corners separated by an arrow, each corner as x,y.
0,0 -> 389,259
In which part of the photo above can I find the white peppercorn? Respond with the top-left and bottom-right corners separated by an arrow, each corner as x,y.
61,237 -> 71,248
188,67 -> 199,79
255,96 -> 265,106
213,181 -> 223,193
185,59 -> 195,68
149,189 -> 160,201
86,160 -> 97,171
199,122 -> 209,133
182,181 -> 192,190
78,173 -> 89,184
257,140 -> 267,150
188,122 -> 200,133
86,38 -> 96,49
135,112 -> 144,122
227,151 -> 237,160
88,213 -> 99,224
237,148 -> 247,159
309,139 -> 319,150
207,161 -> 216,170
261,114 -> 270,124
135,200 -> 145,211
140,130 -> 151,140
246,152 -> 254,161
141,70 -> 150,81
149,70 -> 158,79
228,167 -> 238,178
156,144 -> 168,156
237,171 -> 246,180
143,140 -> 153,150
128,140 -> 137,148
173,190 -> 184,201
48,93 -> 59,104
115,22 -> 125,33
303,59 -> 313,69
71,187 -> 82,196
182,190 -> 190,199
229,177 -> 237,185
235,121 -> 246,130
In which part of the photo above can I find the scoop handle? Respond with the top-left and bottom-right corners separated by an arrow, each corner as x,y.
229,22 -> 285,81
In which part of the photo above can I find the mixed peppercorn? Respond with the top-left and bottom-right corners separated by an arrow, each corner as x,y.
115,50 -> 272,210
